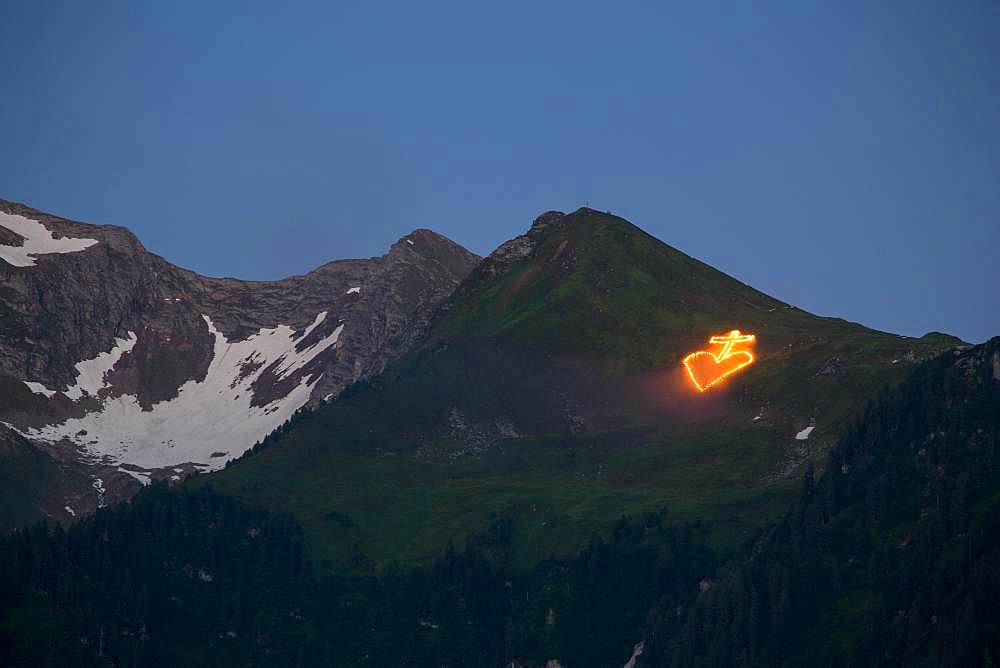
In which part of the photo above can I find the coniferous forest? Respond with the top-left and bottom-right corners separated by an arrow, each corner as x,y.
1,340 -> 998,666
650,340 -> 1000,666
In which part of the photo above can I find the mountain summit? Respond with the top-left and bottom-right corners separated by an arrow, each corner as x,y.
205,207 -> 962,564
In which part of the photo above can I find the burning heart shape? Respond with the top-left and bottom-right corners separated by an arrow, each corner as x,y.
683,330 -> 756,392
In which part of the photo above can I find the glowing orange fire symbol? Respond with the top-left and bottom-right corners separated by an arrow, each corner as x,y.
683,330 -> 757,392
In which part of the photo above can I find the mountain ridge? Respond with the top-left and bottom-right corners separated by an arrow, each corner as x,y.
0,262 -> 989,668
203,207 -> 963,565
0,198 -> 480,526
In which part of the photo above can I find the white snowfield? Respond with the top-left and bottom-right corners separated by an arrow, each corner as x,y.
24,381 -> 57,398
118,467 -> 152,485
795,425 -> 815,440
24,332 -> 138,399
624,641 -> 645,668
0,211 -> 98,267
16,311 -> 344,475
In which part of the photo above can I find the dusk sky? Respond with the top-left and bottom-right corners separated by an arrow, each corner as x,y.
2,1 -> 998,342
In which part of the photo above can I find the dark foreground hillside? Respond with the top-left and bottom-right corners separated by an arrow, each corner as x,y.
642,338 -> 1000,666
1,338 -> 997,666
0,481 -> 716,666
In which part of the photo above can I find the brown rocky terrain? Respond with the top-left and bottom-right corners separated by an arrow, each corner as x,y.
0,198 -> 479,524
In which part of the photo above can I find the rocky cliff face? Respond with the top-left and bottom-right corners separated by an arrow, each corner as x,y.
0,199 -> 479,521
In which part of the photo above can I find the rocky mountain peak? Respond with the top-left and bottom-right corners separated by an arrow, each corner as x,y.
387,228 -> 480,275
530,210 -> 566,232
0,199 -> 480,519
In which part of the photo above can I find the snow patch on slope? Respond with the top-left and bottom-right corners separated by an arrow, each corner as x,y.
0,211 -> 98,267
92,478 -> 106,509
624,641 -> 644,668
795,426 -> 815,440
24,382 -> 56,398
22,332 -> 137,400
18,313 -> 342,472
66,332 -> 138,400
277,313 -> 344,378
118,467 -> 152,486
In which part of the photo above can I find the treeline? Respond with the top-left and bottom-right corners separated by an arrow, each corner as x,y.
225,404 -> 318,468
0,487 -> 716,666
3,340 -> 998,666
225,378 -> 372,467
639,341 -> 1000,666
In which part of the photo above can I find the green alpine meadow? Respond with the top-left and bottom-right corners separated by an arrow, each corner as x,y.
205,209 -> 961,567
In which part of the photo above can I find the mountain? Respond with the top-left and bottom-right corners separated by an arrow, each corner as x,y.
0,204 -> 986,667
203,208 -> 963,565
1,335 -> 994,667
0,199 -> 479,527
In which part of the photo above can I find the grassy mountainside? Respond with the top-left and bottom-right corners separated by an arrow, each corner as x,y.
2,339 -> 995,667
646,337 -> 1000,666
203,209 -> 961,565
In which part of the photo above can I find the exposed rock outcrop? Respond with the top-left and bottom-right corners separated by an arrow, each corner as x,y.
0,199 -> 479,521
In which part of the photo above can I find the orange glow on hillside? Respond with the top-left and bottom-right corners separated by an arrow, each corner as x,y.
682,330 -> 757,392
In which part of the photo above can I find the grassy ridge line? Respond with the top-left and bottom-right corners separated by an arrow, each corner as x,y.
202,209 -> 962,567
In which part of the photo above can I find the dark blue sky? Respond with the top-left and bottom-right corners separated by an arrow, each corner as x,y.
2,2 -> 998,342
